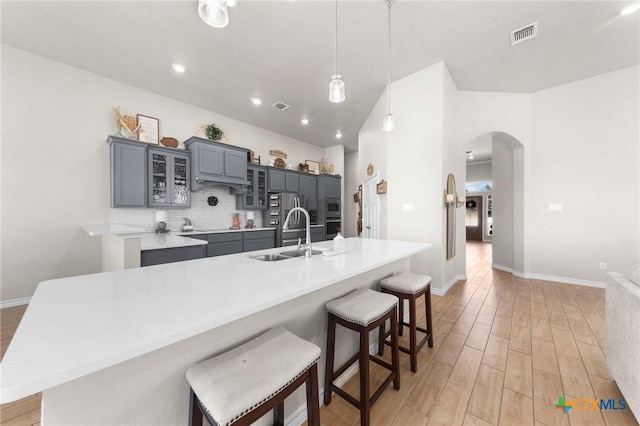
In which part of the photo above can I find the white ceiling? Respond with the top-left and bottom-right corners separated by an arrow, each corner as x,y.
2,1 -> 638,152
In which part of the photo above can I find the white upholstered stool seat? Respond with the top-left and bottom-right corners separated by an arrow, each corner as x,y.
380,272 -> 432,294
326,288 -> 398,326
186,327 -> 321,426
324,288 -> 400,426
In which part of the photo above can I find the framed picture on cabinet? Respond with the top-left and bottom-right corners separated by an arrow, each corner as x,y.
137,114 -> 159,144
305,160 -> 320,175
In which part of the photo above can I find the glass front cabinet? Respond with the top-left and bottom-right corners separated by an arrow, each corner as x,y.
237,165 -> 267,210
148,147 -> 191,208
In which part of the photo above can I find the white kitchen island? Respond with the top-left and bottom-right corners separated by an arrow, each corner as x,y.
1,238 -> 431,425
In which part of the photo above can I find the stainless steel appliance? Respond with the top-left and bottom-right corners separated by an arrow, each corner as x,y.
265,192 -> 308,247
325,198 -> 341,217
326,218 -> 341,239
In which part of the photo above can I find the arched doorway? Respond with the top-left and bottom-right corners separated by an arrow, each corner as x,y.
465,131 -> 525,275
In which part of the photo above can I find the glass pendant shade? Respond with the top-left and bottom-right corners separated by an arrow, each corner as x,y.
329,75 -> 346,103
383,113 -> 396,132
199,0 -> 229,28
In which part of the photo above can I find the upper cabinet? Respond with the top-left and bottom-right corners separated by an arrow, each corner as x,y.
184,137 -> 249,191
267,168 -> 300,192
324,175 -> 341,199
237,165 -> 267,210
298,174 -> 318,210
108,136 -> 147,208
148,147 -> 191,208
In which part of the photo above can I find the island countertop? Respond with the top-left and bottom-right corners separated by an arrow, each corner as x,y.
0,238 -> 431,403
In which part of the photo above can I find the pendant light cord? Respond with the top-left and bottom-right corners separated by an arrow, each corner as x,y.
387,0 -> 392,113
335,0 -> 339,75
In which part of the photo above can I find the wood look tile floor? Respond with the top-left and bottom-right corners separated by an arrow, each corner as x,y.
1,242 -> 638,426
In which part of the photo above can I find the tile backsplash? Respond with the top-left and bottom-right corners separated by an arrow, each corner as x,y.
110,187 -> 263,232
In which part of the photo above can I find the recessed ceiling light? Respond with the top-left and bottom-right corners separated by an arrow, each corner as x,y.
172,63 -> 186,73
250,97 -> 262,106
301,118 -> 309,125
621,2 -> 640,15
335,131 -> 342,139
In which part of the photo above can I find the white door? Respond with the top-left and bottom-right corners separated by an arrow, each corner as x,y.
362,173 -> 380,239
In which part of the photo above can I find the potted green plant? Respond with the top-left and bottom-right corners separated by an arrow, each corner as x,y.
205,124 -> 224,141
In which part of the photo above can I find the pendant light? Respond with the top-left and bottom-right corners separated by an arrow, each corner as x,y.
198,0 -> 237,28
329,0 -> 346,103
382,0 -> 396,132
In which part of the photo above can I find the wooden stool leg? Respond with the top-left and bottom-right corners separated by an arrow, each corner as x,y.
377,321 -> 385,356
306,364 -> 321,426
359,326 -> 371,426
426,285 -> 434,347
274,401 -> 285,426
390,307 -> 401,390
189,388 -> 203,426
324,313 -> 337,405
408,295 -> 418,372
398,299 -> 404,336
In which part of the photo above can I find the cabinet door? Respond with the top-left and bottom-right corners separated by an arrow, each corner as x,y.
268,169 -> 286,192
298,174 -> 318,210
111,141 -> 146,207
326,176 -> 341,198
311,228 -> 324,243
285,172 -> 299,192
225,150 -> 247,179
148,150 -> 171,207
255,168 -> 266,208
141,246 -> 205,267
198,144 -> 224,176
171,153 -> 190,207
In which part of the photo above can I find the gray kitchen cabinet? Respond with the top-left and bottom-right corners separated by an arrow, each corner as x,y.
236,165 -> 267,210
310,226 -> 324,243
148,147 -> 191,208
184,137 -> 249,191
108,136 -> 146,208
285,172 -> 299,192
267,168 -> 302,193
324,175 -> 341,199
298,174 -> 318,210
206,232 -> 243,257
140,245 -> 206,267
243,230 -> 275,252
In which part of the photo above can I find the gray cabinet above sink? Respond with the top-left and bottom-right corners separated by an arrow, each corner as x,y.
184,137 -> 249,191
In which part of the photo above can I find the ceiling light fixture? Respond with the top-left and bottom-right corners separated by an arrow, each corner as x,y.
329,0 -> 345,103
301,118 -> 309,125
250,97 -> 262,105
467,151 -> 474,160
621,2 -> 640,15
198,0 -> 237,28
382,0 -> 396,132
171,63 -> 186,73
336,131 -> 343,139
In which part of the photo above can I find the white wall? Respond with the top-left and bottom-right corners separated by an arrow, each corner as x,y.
358,62 -> 467,291
492,138 -> 515,270
466,162 -> 492,183
529,66 -> 640,282
1,46 -> 324,302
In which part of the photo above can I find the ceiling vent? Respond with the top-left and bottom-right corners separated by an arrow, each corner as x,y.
510,22 -> 538,46
272,101 -> 292,111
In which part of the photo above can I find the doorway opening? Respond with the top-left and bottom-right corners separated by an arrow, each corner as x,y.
465,131 -> 525,275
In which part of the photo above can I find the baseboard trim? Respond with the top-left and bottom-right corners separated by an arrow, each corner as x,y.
431,274 -> 467,297
491,264 -> 604,288
1,297 -> 31,309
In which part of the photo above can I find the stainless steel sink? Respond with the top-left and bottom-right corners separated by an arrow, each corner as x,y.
250,249 -> 324,261
250,254 -> 291,262
279,249 -> 324,258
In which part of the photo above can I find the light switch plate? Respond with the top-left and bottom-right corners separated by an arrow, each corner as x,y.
402,203 -> 414,212
548,203 -> 563,211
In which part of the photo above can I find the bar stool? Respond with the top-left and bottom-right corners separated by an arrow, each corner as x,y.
186,327 -> 321,426
378,272 -> 434,372
324,288 -> 400,426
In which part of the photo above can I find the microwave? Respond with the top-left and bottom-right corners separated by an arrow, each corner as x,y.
325,198 -> 341,218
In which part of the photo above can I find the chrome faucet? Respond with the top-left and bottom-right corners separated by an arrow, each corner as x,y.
282,206 -> 312,258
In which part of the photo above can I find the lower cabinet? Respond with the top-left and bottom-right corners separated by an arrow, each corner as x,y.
141,245 -> 206,267
310,227 -> 324,243
243,230 -> 276,252
206,233 -> 244,257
